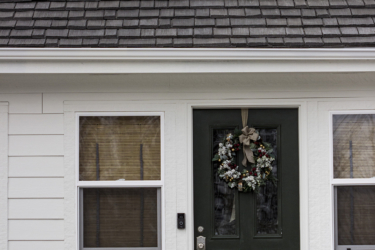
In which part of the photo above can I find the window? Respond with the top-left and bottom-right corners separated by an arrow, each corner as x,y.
332,113 -> 375,250
77,114 -> 163,250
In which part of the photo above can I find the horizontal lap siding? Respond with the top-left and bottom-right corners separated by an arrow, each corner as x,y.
4,95 -> 66,250
9,220 -> 64,240
9,199 -> 64,219
0,94 -> 42,113
9,241 -> 64,250
8,178 -> 64,198
9,135 -> 64,156
9,157 -> 64,177
9,114 -> 64,134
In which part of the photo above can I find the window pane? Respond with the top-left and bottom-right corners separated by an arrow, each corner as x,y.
333,114 -> 375,178
213,128 -> 237,236
256,128 -> 278,235
337,186 -> 375,245
83,188 -> 159,248
79,116 -> 161,181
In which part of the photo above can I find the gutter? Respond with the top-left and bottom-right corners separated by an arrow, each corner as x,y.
1,48 -> 375,73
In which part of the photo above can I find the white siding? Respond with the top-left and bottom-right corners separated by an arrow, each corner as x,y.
9,114 -> 64,134
9,220 -> 64,240
9,241 -> 64,250
0,94 -> 42,113
2,72 -> 375,250
9,157 -> 64,177
9,199 -> 64,219
8,178 -> 64,198
9,135 -> 64,156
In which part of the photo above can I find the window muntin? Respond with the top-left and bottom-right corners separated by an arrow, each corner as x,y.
77,114 -> 163,250
332,113 -> 375,250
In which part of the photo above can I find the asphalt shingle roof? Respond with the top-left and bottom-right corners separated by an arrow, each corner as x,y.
1,0 -> 375,47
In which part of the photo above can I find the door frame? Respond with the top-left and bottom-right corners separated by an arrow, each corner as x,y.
187,100 -> 308,250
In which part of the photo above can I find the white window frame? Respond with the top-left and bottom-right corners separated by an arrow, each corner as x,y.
76,112 -> 165,250
330,110 -> 375,250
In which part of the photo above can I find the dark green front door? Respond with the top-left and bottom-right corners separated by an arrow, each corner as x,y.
193,109 -> 299,250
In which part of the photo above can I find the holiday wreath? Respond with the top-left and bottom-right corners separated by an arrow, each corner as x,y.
212,112 -> 277,193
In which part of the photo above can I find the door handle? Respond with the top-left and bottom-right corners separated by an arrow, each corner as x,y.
196,236 -> 206,250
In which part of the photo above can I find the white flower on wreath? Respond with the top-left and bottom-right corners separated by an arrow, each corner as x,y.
219,147 -> 226,156
226,133 -> 233,141
229,182 -> 237,188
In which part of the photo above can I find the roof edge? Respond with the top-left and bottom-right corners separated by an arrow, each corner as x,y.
2,48 -> 375,60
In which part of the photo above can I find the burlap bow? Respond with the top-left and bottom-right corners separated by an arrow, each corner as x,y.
239,126 -> 259,166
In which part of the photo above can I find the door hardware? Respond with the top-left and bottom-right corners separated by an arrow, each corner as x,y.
196,236 -> 206,250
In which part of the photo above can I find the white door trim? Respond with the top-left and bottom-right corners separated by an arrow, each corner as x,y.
0,102 -> 9,250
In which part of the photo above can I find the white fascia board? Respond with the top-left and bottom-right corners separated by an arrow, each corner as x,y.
1,48 -> 375,73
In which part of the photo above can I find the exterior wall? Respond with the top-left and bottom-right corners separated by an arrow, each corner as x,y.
2,72 -> 375,250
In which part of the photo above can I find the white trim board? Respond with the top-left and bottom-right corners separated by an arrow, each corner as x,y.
0,102 -> 9,250
2,48 -> 375,73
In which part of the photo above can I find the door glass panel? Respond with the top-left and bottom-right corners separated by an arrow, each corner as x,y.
333,114 -> 375,178
213,128 -> 237,236
83,188 -> 159,248
256,128 -> 278,235
79,116 -> 161,181
336,186 -> 375,245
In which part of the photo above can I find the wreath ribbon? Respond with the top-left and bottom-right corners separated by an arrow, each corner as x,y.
239,126 -> 258,165
239,109 -> 259,166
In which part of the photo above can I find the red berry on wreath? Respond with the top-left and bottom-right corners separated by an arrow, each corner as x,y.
252,167 -> 256,171
254,173 -> 257,176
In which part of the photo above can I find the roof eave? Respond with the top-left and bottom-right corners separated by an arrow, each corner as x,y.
1,47 -> 375,74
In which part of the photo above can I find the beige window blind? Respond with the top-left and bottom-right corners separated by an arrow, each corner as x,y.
333,114 -> 375,178
337,186 -> 375,245
83,188 -> 158,248
79,116 -> 161,181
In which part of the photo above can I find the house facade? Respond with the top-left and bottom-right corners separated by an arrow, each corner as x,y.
1,1 -> 375,250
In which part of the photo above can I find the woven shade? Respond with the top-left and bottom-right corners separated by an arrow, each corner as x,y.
79,116 -> 161,181
337,186 -> 375,245
333,114 -> 375,178
83,188 -> 158,248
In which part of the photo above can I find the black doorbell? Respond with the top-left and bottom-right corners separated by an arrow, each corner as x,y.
177,213 -> 185,229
